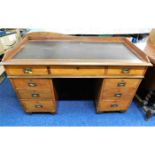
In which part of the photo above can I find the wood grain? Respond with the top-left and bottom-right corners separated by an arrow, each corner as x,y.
11,79 -> 52,90
96,78 -> 141,112
16,89 -> 53,99
101,87 -> 138,100
5,65 -> 48,76
97,99 -> 130,112
107,66 -> 146,76
50,66 -> 106,76
20,99 -> 56,113
101,78 -> 141,89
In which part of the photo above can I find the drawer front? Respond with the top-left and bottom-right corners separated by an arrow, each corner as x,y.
50,66 -> 105,76
102,79 -> 141,89
97,100 -> 131,112
12,79 -> 52,89
107,67 -> 146,76
5,66 -> 48,76
101,88 -> 136,100
16,90 -> 53,99
21,99 -> 56,113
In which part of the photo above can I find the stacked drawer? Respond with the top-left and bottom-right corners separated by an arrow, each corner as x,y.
96,79 -> 141,112
11,79 -> 56,113
6,65 -> 56,113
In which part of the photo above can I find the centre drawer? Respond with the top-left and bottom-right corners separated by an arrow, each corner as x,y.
20,99 -> 56,113
50,66 -> 105,76
5,65 -> 48,76
11,79 -> 52,90
16,89 -> 53,99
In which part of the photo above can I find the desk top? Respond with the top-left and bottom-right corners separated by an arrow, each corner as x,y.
14,41 -> 141,62
2,32 -> 151,66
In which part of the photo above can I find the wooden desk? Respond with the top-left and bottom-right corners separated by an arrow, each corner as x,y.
2,32 -> 152,113
141,29 -> 155,89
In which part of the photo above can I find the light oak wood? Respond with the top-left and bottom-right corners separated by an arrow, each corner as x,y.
20,99 -> 56,113
102,79 -> 141,89
107,66 -> 146,76
8,75 -> 145,79
97,100 -> 130,112
5,65 -> 48,76
11,79 -> 52,89
16,89 -> 53,99
50,66 -> 106,76
101,87 -> 138,100
96,78 -> 141,112
101,78 -> 141,89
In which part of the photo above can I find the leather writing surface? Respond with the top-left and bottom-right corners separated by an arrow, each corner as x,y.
13,41 -> 142,62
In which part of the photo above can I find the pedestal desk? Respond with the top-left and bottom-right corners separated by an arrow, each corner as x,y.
2,32 -> 152,114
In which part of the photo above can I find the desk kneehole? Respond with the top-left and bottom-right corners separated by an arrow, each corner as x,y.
50,66 -> 106,76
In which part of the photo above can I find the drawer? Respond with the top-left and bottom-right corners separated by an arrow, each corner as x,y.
5,66 -> 48,76
50,66 -> 105,76
97,100 -> 131,112
101,87 -> 136,100
12,79 -> 52,90
16,89 -> 53,99
102,79 -> 141,89
107,66 -> 146,76
20,99 -> 56,113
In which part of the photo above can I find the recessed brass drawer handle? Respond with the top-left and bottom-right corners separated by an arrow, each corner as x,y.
117,82 -> 126,87
34,104 -> 43,108
32,93 -> 40,97
23,68 -> 32,74
122,68 -> 130,74
111,104 -> 118,108
115,93 -> 122,97
28,83 -> 37,87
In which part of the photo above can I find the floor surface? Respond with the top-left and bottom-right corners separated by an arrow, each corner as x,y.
0,79 -> 155,126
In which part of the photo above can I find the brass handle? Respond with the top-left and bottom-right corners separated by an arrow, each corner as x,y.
122,68 -> 130,74
28,83 -> 37,87
23,68 -> 32,74
117,82 -> 126,87
111,104 -> 118,108
115,93 -> 122,97
32,93 -> 40,97
35,104 -> 43,108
